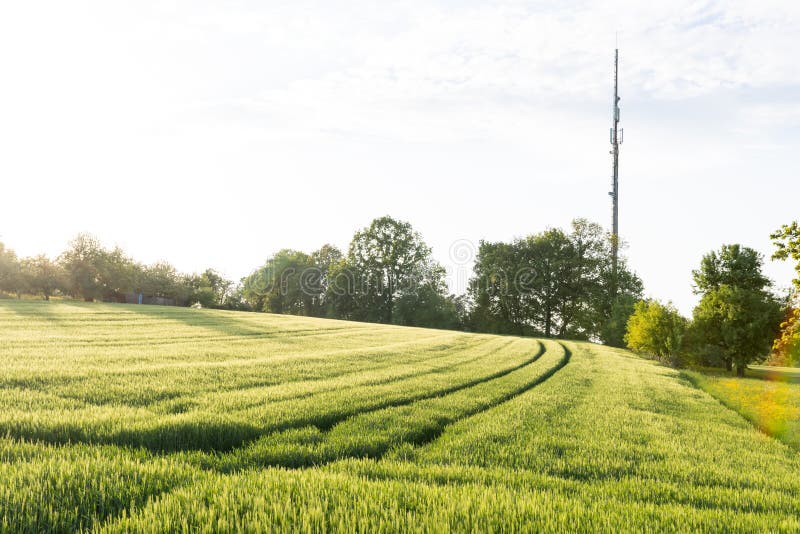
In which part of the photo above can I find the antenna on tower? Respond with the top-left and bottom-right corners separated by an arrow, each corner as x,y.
609,48 -> 622,296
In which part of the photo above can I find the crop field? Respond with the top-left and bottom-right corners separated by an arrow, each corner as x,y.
1,301 -> 799,533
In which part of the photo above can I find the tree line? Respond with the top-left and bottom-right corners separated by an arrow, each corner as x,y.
239,216 -> 638,341
0,234 -> 240,309
467,219 -> 642,344
3,216 -> 797,373
624,223 -> 800,375
242,217 -> 642,340
240,217 -> 465,330
0,216 -> 633,341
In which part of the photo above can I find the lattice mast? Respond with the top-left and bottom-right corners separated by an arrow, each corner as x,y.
609,48 -> 623,293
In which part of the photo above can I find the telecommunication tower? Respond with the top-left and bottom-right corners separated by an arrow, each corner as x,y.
609,48 -> 622,292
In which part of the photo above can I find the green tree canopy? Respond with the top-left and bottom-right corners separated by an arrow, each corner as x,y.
392,260 -> 460,329
599,292 -> 640,348
771,307 -> 800,366
58,234 -> 105,301
97,246 -> 139,301
138,261 -> 185,301
771,221 -> 800,291
692,244 -> 771,295
690,244 -> 783,375
242,219 -> 453,329
347,216 -> 432,324
770,221 -> 800,366
468,240 -> 530,335
21,255 -> 64,300
187,269 -> 233,308
693,285 -> 783,376
468,219 -> 642,340
0,242 -> 22,296
242,249 -> 316,315
624,300 -> 688,366
307,244 -> 344,317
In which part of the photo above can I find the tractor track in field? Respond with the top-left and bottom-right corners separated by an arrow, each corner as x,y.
42,335 -> 502,409
0,330 -> 467,387
88,342 -> 569,534
110,339 -> 542,453
192,337 -> 516,412
309,340 -> 548,432
20,343 -> 571,534
199,342 -> 571,471
381,342 -> 573,456
314,342 -> 570,449
0,340 -> 537,454
380,342 -> 572,457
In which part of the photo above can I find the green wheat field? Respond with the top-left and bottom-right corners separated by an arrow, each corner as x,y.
0,300 -> 798,533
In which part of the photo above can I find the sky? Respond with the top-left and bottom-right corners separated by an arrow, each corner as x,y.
0,0 -> 798,314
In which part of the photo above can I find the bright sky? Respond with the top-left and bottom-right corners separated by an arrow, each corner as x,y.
1,1 -> 798,315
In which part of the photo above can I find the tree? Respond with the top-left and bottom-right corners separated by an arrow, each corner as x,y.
97,246 -> 138,302
223,281 -> 251,311
520,227 -> 576,337
59,235 -> 147,302
187,269 -> 233,308
691,244 -> 782,375
307,244 -> 343,317
318,219 -> 457,329
771,221 -> 800,290
693,285 -> 783,376
468,219 -> 642,340
242,250 -> 316,314
625,300 -> 688,366
21,255 -> 64,300
58,234 -> 105,301
581,225 -> 643,344
325,256 -> 361,321
468,240 -> 532,335
138,261 -> 185,302
348,216 -> 432,324
392,260 -> 460,329
599,292 -> 640,348
0,242 -> 22,297
242,234 -> 447,325
770,222 -> 800,366
692,244 -> 771,295
553,219 -> 614,338
771,306 -> 800,366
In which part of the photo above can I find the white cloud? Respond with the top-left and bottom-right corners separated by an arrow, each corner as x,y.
741,103 -> 800,127
175,0 -> 800,145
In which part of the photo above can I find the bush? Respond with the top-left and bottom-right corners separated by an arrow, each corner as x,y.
624,300 -> 688,367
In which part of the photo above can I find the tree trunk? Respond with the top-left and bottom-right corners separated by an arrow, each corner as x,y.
724,359 -> 733,372
736,365 -> 746,377
557,319 -> 569,339
386,286 -> 393,324
544,308 -> 552,338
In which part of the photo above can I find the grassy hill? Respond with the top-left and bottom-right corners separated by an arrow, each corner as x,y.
1,301 -> 798,532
